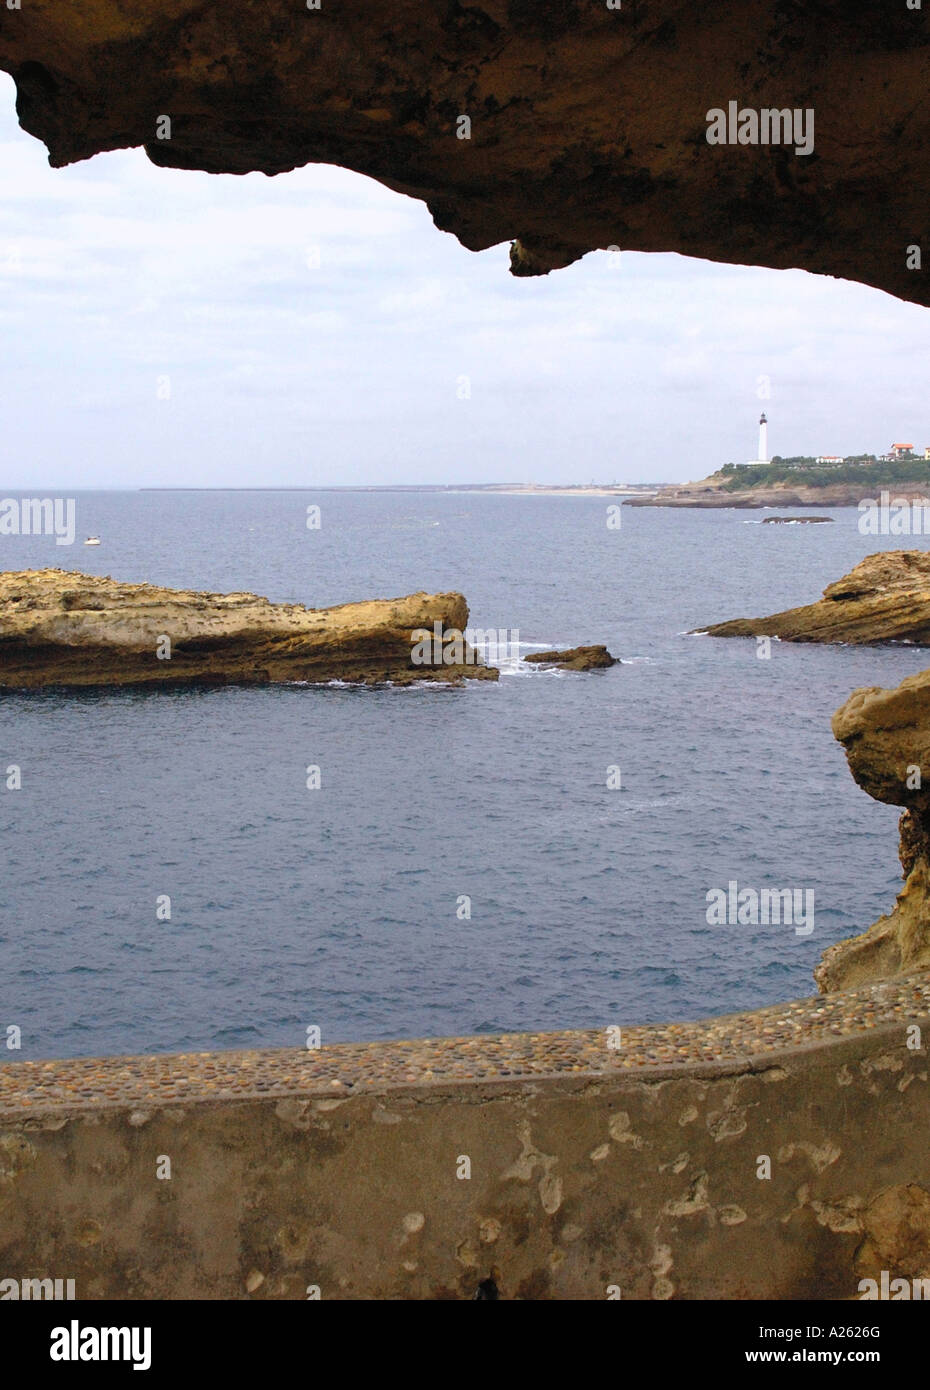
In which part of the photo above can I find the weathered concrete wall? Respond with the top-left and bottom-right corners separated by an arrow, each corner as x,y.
2,973 -> 930,1299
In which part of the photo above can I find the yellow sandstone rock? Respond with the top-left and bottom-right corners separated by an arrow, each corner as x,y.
818,668 -> 930,991
700,551 -> 930,645
0,569 -> 498,689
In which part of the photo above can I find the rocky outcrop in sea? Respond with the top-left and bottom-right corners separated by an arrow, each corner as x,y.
524,645 -> 617,671
697,551 -> 930,645
0,570 -> 498,689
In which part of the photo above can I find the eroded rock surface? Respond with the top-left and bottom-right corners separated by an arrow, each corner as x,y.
628,483 -> 930,509
0,569 -> 497,689
0,2 -> 928,302
524,645 -> 617,671
817,669 -> 930,992
699,552 -> 930,646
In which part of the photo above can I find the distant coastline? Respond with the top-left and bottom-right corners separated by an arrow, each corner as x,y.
455,485 -> 657,497
139,483 -> 660,495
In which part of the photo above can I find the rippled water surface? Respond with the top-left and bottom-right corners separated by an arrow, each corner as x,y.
1,490 -> 925,1058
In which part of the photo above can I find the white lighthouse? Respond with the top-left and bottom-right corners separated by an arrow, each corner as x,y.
748,412 -> 769,465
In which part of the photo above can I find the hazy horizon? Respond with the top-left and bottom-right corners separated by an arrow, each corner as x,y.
0,482 -> 666,491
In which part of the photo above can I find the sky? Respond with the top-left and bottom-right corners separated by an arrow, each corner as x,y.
1,71 -> 928,490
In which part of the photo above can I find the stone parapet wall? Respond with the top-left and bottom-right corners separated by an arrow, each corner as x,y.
2,974 -> 930,1299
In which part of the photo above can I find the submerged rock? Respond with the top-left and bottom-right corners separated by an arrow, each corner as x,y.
524,645 -> 617,671
697,551 -> 930,645
0,569 -> 498,690
817,670 -> 930,992
761,516 -> 833,524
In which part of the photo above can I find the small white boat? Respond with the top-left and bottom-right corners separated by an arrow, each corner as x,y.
83,536 -> 101,546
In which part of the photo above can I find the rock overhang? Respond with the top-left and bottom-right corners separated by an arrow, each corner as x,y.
0,0 -> 927,304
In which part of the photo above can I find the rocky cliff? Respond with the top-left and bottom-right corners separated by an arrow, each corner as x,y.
628,482 -> 930,510
0,569 -> 497,689
0,2 -> 928,304
817,670 -> 930,992
699,552 -> 930,646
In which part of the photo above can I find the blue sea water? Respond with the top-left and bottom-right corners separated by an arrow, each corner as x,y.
0,490 -> 926,1060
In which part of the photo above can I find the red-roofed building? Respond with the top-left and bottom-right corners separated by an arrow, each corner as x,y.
891,443 -> 915,457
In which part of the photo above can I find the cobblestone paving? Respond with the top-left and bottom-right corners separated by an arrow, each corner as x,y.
1,973 -> 928,1117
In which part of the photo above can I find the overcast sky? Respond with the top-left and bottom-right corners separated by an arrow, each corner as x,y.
1,72 -> 928,490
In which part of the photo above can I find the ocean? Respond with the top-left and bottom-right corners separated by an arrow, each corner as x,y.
1,489 -> 924,1059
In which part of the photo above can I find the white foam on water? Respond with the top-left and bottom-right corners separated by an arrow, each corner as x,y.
285,677 -> 462,691
492,641 -> 561,678
496,656 -> 568,678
